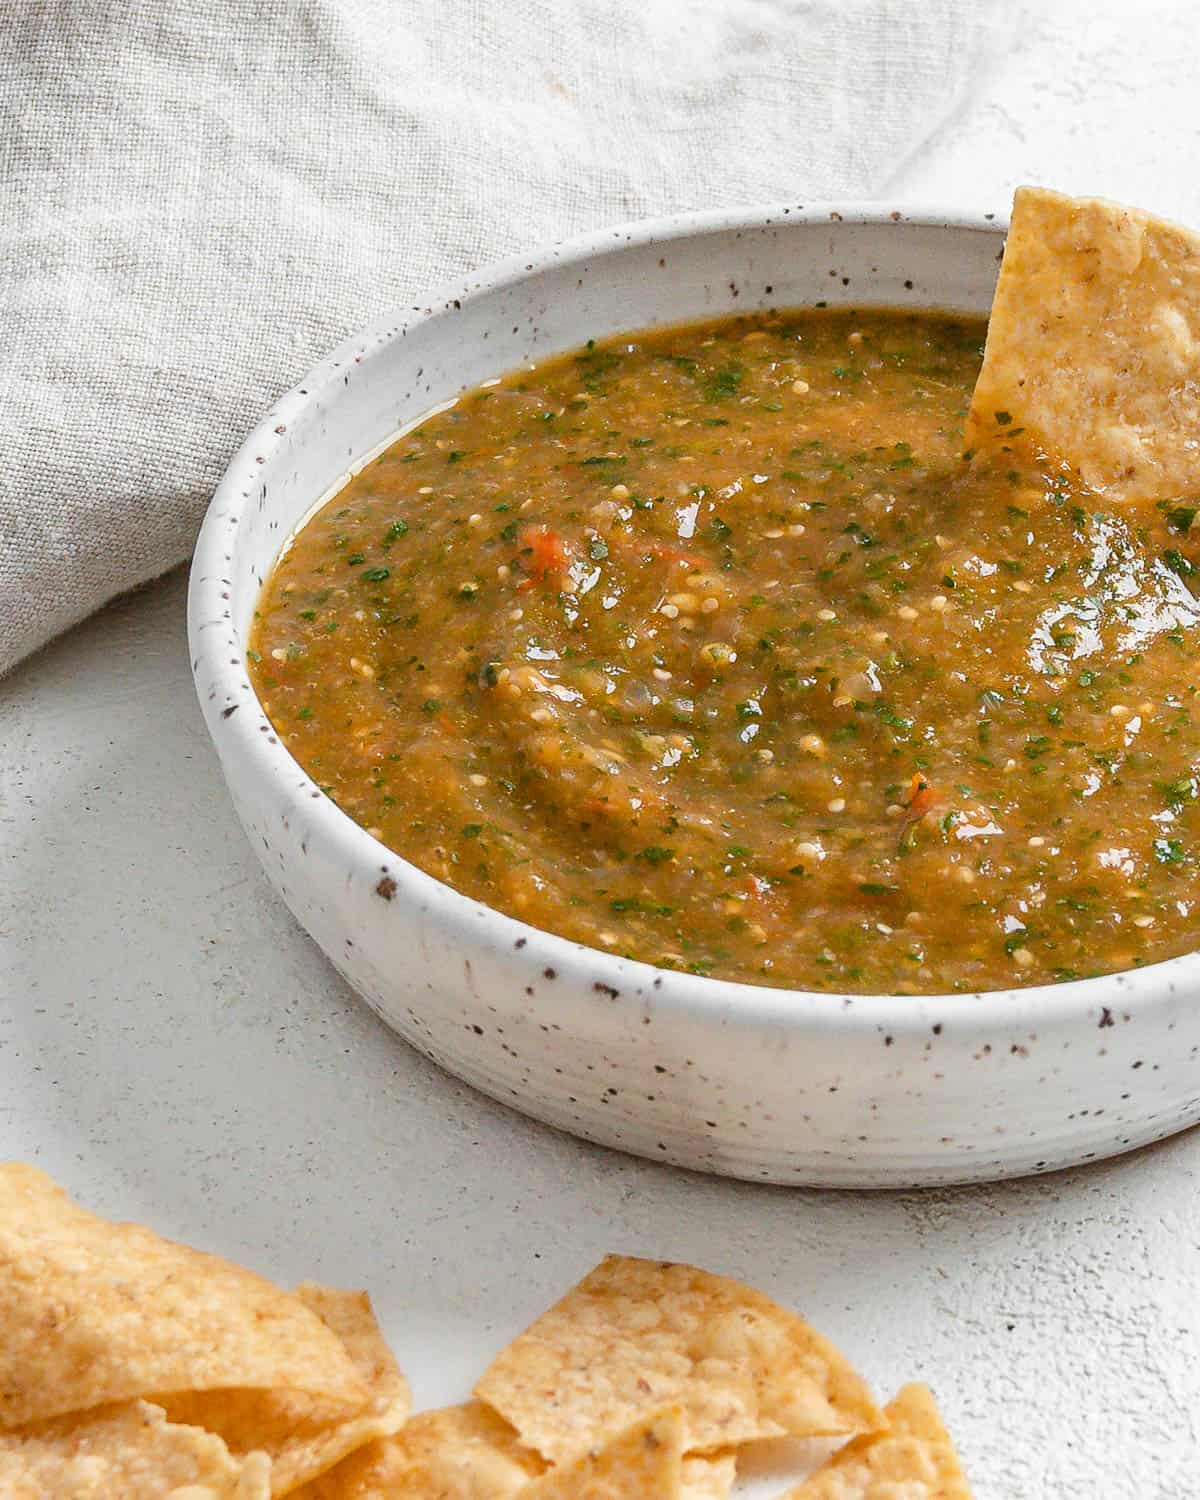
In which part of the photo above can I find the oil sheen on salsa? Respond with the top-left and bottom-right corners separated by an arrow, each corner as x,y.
249,309 -> 1200,995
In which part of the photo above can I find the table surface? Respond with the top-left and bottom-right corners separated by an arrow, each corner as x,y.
5,5 -> 1200,1495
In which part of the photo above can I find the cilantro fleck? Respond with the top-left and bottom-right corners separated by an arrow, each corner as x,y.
1160,502 -> 1197,533
1154,838 -> 1188,865
702,365 -> 743,402
640,846 -> 675,865
1159,776 -> 1198,808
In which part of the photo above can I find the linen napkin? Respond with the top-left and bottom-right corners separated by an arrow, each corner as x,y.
0,0 -> 1012,675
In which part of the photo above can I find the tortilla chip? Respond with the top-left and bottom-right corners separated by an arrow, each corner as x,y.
682,1451 -> 737,1499
0,1399 -> 271,1499
519,1406 -> 684,1499
474,1255 -> 884,1464
782,1384 -> 972,1498
965,185 -> 1200,501
163,1285 -> 409,1496
289,1402 -> 543,1500
0,1165 -> 366,1428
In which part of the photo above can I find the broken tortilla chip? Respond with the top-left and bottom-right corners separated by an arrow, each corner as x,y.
474,1255 -> 884,1464
682,1450 -> 737,1499
294,1405 -> 734,1500
0,1399 -> 271,1500
289,1401 -> 543,1500
163,1285 -> 410,1497
519,1406 -> 685,1500
965,185 -> 1200,502
0,1164 -> 367,1428
782,1383 -> 972,1499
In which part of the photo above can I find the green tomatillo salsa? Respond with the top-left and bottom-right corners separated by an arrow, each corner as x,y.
249,309 -> 1200,994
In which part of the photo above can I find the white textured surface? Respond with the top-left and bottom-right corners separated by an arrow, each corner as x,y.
5,5 -> 1200,1496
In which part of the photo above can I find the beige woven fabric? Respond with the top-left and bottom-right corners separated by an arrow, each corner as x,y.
0,0 -> 1008,674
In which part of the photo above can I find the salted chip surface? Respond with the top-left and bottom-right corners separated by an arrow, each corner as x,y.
290,1401 -> 543,1500
682,1450 -> 737,1499
474,1255 -> 883,1464
0,1164 -> 366,1428
0,1399 -> 270,1500
164,1284 -> 409,1496
783,1383 -> 972,1499
519,1405 -> 684,1499
965,185 -> 1200,501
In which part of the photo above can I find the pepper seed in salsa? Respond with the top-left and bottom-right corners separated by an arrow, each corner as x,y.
249,308 -> 1200,995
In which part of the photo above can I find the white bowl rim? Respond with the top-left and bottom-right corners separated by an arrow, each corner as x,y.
190,197 -> 1199,1040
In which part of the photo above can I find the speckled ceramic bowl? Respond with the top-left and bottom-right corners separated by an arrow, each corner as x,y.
189,204 -> 1200,1187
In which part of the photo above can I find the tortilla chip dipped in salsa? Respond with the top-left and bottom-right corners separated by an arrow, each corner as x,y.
966,185 -> 1200,501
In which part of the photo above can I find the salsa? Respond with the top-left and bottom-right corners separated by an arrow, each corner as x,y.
249,309 -> 1200,994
